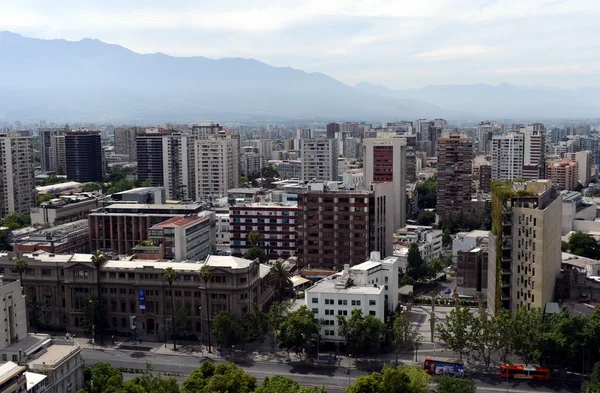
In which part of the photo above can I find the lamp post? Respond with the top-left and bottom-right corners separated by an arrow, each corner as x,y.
198,306 -> 202,348
89,299 -> 95,347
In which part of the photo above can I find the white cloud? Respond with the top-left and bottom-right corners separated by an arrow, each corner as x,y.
412,45 -> 492,60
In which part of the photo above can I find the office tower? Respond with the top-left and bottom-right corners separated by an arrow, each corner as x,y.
196,132 -> 240,200
258,139 -> 273,162
301,139 -> 339,182
38,127 -> 65,172
49,134 -> 66,174
491,132 -> 524,181
136,131 -> 167,188
297,182 -> 395,270
403,135 -> 417,183
241,146 -> 262,177
547,159 -> 578,190
479,164 -> 492,192
296,128 -> 313,140
114,126 -> 140,161
341,122 -> 360,138
436,135 -> 474,219
191,122 -> 223,139
0,134 -> 35,217
326,123 -> 340,139
342,137 -> 360,159
567,151 -> 593,186
65,131 -> 103,183
477,121 -> 503,153
415,120 -> 444,157
164,133 -> 198,201
487,180 -> 561,314
387,121 -> 414,135
363,137 -> 407,230
456,239 -> 489,297
521,123 -> 546,180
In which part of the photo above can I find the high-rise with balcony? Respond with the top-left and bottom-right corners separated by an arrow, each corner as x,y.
114,126 -> 141,161
300,139 -> 339,182
363,137 -> 407,230
436,135 -> 473,219
477,121 -> 503,153
49,134 -> 66,174
326,123 -> 340,139
196,131 -> 240,200
192,122 -> 223,139
547,159 -> 578,191
492,132 -> 524,181
487,180 -> 561,314
0,134 -> 35,217
38,127 -> 65,172
65,131 -> 103,182
521,123 -> 546,180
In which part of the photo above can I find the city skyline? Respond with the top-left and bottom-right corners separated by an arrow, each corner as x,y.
1,0 -> 599,89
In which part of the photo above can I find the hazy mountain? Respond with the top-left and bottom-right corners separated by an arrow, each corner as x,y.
355,81 -> 600,120
0,31 -> 441,122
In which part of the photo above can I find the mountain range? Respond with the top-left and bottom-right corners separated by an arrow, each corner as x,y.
0,31 -> 598,123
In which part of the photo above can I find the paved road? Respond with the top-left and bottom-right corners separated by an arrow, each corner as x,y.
83,348 -> 581,393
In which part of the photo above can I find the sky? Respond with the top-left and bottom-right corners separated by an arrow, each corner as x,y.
1,0 -> 599,89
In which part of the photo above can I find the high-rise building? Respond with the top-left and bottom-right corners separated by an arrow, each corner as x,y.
521,123 -> 546,180
49,134 -> 66,174
479,164 -> 492,192
65,131 -> 103,183
491,132 -> 524,181
477,121 -> 503,153
301,139 -> 339,182
191,122 -> 223,139
567,151 -> 594,186
547,159 -> 578,191
136,130 -> 168,188
403,135 -> 417,183
436,135 -> 474,218
196,132 -> 240,200
38,127 -> 65,172
296,128 -> 313,140
341,122 -> 360,138
114,126 -> 140,161
326,123 -> 340,139
241,146 -> 263,178
487,180 -> 561,314
0,134 -> 35,217
363,137 -> 407,229
297,182 -> 395,270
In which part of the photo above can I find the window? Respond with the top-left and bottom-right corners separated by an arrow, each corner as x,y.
312,308 -> 318,314
41,268 -> 52,276
337,310 -> 348,316
312,298 -> 318,304
325,309 -> 334,315
351,300 -> 361,306
369,300 -> 376,306
369,311 -> 376,316
325,299 -> 334,305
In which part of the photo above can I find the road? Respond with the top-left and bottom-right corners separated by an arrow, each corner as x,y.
82,348 -> 581,393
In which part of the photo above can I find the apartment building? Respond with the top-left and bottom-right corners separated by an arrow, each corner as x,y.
300,139 -> 339,182
88,203 -> 205,255
521,123 -> 546,180
476,121 -> 503,153
191,122 -> 223,139
30,194 -> 101,225
479,164 -> 492,193
136,131 -> 167,188
547,159 -> 578,190
196,132 -> 241,200
296,182 -> 394,270
487,180 -> 561,314
436,135 -> 473,218
0,134 -> 35,217
0,252 -> 273,336
363,137 -> 407,230
456,239 -> 489,297
229,202 -> 299,259
491,132 -> 524,181
38,127 -> 65,172
133,213 -> 215,261
215,213 -> 231,252
49,134 -> 66,174
65,131 -> 103,183
114,126 -> 141,162
567,150 -> 594,186
305,252 -> 400,342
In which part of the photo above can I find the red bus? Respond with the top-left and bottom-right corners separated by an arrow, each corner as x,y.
500,364 -> 550,381
423,356 -> 465,377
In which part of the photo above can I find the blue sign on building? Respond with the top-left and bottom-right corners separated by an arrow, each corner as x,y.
139,289 -> 146,310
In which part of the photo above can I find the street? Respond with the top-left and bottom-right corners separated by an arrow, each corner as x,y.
82,348 -> 581,393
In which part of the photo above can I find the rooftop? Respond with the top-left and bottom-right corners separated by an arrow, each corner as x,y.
307,273 -> 384,295
151,215 -> 209,229
0,362 -> 25,385
113,187 -> 164,195
349,261 -> 382,271
99,203 -> 202,211
205,255 -> 255,269
25,371 -> 47,390
36,181 -> 83,194
27,342 -> 80,370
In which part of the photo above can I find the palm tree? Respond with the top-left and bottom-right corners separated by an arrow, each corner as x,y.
270,260 -> 292,300
198,264 -> 213,353
163,267 -> 178,350
247,230 -> 260,247
13,256 -> 27,294
90,250 -> 107,344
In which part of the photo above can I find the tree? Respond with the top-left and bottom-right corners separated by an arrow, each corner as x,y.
118,364 -> 179,393
27,291 -> 41,332
277,305 -> 321,359
81,294 -> 107,340
198,264 -> 213,352
539,308 -> 586,368
91,250 -> 107,344
36,192 -> 57,205
337,309 -> 386,357
163,267 -> 178,350
407,243 -> 425,280
82,183 -> 103,192
80,362 -> 124,393
436,306 -> 473,361
442,228 -> 452,247
511,306 -> 543,366
434,376 -> 476,393
392,312 -> 420,364
174,304 -> 189,338
470,310 -> 499,371
43,175 -> 67,186
268,301 -> 291,352
585,306 -> 600,364
582,362 -> 600,393
248,230 -> 261,247
244,247 -> 268,264
211,311 -> 242,349
2,212 -> 30,229
270,260 -> 292,300
347,365 -> 429,393
416,210 -> 435,226
13,256 -> 27,290
415,176 -> 437,210
242,303 -> 269,346
493,308 -> 514,363
0,230 -> 11,252
567,232 -> 600,259
255,376 -> 300,393
202,362 -> 257,393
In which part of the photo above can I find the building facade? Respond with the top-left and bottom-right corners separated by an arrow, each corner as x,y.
114,127 -> 140,162
38,127 -> 65,172
300,139 -> 339,182
547,159 -> 578,191
196,132 -> 241,200
49,135 -> 66,174
30,194 -> 101,225
15,220 -> 89,254
491,132 -> 524,182
567,150 -> 593,186
65,131 -> 103,183
0,134 -> 35,217
436,135 -> 473,218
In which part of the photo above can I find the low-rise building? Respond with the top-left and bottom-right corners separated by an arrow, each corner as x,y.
15,220 -> 89,254
452,230 -> 491,264
215,214 -> 231,253
393,226 -> 443,263
30,194 -> 101,226
456,240 -> 489,297
305,252 -> 399,342
35,182 -> 83,196
0,361 -> 26,393
110,187 -> 166,205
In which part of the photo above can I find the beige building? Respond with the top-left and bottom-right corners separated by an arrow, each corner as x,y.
547,159 -> 578,190
0,134 -> 35,218
196,132 -> 241,200
567,150 -> 594,186
0,252 -> 273,338
114,127 -> 140,162
488,180 -> 562,314
0,278 -> 27,348
49,135 -> 66,174
300,139 -> 339,182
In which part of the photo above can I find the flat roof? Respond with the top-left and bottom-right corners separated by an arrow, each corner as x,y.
0,362 -> 25,385
36,182 -> 83,193
28,343 -> 79,369
101,203 -> 202,210
151,215 -> 209,229
0,334 -> 49,353
349,261 -> 381,271
113,187 -> 163,195
205,255 -> 254,269
307,275 -> 384,295
26,371 -> 47,390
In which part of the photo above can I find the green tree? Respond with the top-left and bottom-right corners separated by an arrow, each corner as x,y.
511,306 -> 543,366
270,260 -> 292,300
174,304 -> 189,338
416,210 -> 435,226
118,364 -> 179,393
255,376 -> 300,393
392,312 -> 419,364
43,175 -> 67,186
407,243 -> 425,280
82,183 -> 103,192
81,294 -> 107,339
567,232 -> 600,259
36,192 -> 57,205
91,250 -> 107,344
277,305 -> 321,359
494,308 -> 514,363
248,230 -> 261,247
434,376 -> 476,393
26,291 -> 41,332
0,230 -> 11,251
163,267 -> 178,350
13,256 -> 27,290
268,301 -> 291,352
470,310 -> 499,371
198,264 -> 213,352
442,228 -> 452,247
539,308 -> 586,368
242,303 -> 269,346
80,362 -> 124,393
415,176 -> 437,210
212,311 -> 242,349
181,361 -> 215,393
203,362 -> 257,393
436,306 -> 473,361
582,362 -> 600,393
348,372 -> 383,393
244,247 -> 268,264
347,365 -> 429,393
2,212 -> 30,229
585,306 -> 600,364
337,309 -> 386,357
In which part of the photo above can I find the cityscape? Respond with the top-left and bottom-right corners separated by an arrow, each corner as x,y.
1,2 -> 600,393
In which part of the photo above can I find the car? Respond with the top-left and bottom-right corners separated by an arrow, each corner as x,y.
444,288 -> 451,295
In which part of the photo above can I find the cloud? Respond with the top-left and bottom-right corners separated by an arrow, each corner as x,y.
412,45 -> 492,60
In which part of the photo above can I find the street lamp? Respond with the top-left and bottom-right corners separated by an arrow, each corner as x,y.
198,306 -> 202,348
89,299 -> 96,347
